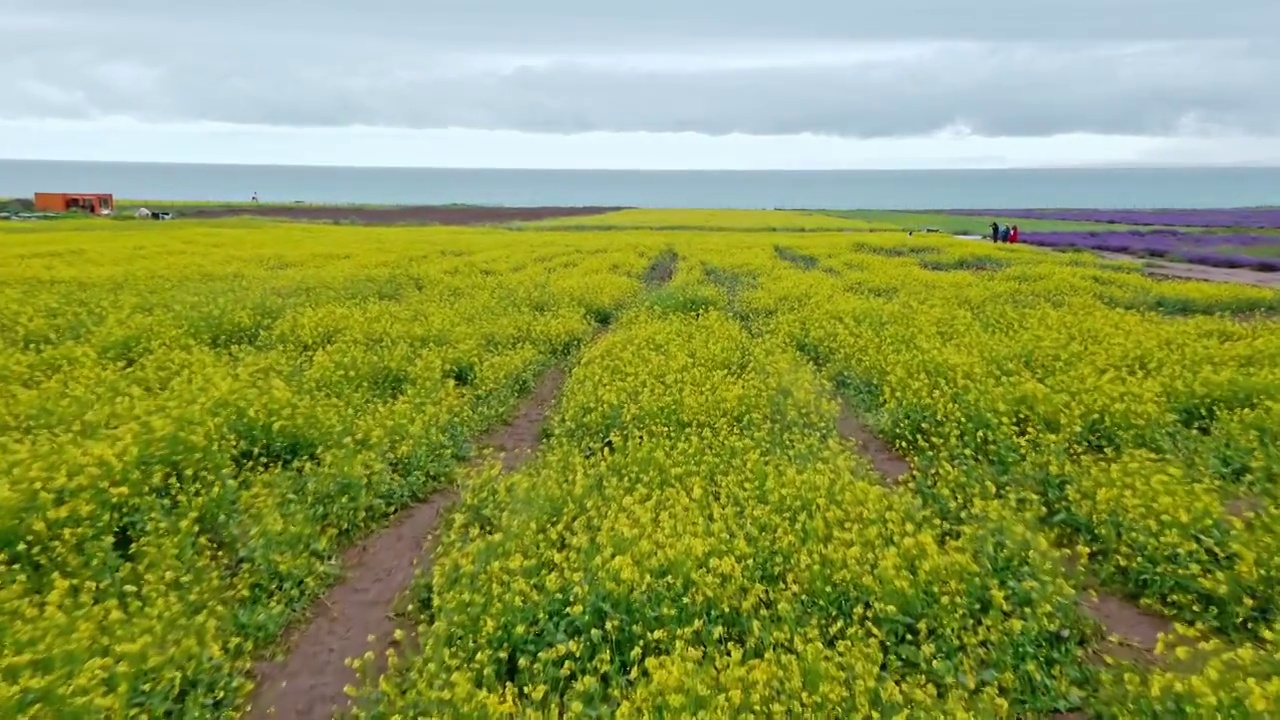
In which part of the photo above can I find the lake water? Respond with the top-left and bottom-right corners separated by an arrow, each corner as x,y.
3,160 -> 1279,209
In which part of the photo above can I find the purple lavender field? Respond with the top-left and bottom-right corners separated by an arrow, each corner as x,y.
951,208 -> 1280,229
1022,229 -> 1280,271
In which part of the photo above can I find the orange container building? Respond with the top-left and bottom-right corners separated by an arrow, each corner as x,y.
33,192 -> 115,214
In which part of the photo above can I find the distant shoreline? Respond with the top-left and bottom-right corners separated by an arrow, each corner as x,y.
4,160 -> 1279,210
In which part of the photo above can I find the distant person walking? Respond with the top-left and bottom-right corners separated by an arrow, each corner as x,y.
990,221 -> 1000,243
251,192 -> 259,203
1010,224 -> 1019,244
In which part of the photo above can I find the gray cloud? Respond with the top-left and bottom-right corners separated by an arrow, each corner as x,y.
2,1 -> 1278,139
23,0 -> 1280,43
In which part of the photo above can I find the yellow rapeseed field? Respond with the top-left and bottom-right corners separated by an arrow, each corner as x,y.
4,212 -> 1280,717
521,208 -> 898,231
0,220 -> 659,717
353,302 -> 1089,717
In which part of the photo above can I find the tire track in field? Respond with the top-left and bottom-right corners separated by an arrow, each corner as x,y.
243,251 -> 677,720
834,399 -> 911,486
771,245 -> 912,485
1061,547 -> 1176,668
242,369 -> 564,720
773,245 -> 1185,713
716,248 -> 1182,714
1079,591 -> 1173,665
797,247 -> 1182,668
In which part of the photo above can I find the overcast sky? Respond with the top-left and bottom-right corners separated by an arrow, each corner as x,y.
2,1 -> 1278,169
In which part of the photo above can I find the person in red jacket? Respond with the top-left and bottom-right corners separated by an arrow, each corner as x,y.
1010,224 -> 1020,244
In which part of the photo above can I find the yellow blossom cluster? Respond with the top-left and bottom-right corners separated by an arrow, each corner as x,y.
0,220 -> 658,717
1097,625 -> 1280,716
521,208 -> 898,231
743,233 -> 1280,631
7,210 -> 1280,717
676,228 -> 1280,714
356,279 -> 1093,716
360,222 -> 1279,717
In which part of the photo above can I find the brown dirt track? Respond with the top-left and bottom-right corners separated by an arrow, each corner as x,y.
180,205 -> 623,225
244,254 -> 676,719
836,400 -> 911,485
1093,251 -> 1280,289
832,389 -> 1176,717
244,368 -> 568,720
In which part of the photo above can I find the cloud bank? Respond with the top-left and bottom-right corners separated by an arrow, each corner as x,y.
2,0 -> 1278,167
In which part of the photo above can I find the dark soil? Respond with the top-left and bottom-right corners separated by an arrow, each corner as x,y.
1063,549 -> 1176,666
242,270 -> 666,718
836,401 -> 911,484
643,249 -> 679,287
244,489 -> 457,720
1225,495 -> 1265,520
244,368 -> 573,719
479,367 -> 566,473
178,205 -> 622,226
774,245 -> 822,271
1079,591 -> 1174,664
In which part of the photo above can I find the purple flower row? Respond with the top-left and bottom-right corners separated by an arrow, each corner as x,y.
1021,232 -> 1280,272
1060,229 -> 1280,247
949,208 -> 1280,229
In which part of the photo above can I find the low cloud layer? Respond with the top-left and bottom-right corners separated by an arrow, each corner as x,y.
3,1 -> 1279,143
8,120 -> 1280,171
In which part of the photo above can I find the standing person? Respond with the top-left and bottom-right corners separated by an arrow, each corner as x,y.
251,192 -> 259,204
1000,224 -> 1011,243
990,221 -> 1000,243
1011,224 -> 1019,244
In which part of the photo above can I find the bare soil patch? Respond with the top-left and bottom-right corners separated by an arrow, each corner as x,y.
1091,251 -> 1280,288
1079,591 -> 1173,665
242,263 -> 680,719
178,205 -> 622,226
1062,550 -> 1175,665
479,367 -> 565,473
1225,495 -> 1266,520
1050,586 -> 1177,719
244,368 -> 573,720
836,400 -> 910,484
774,245 -> 822,271
245,491 -> 456,720
643,249 -> 678,287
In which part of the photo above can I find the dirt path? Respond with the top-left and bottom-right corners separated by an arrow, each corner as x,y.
1090,251 -> 1280,289
243,368 -> 571,720
1051,585 -> 1177,718
949,235 -> 1280,289
1079,590 -> 1174,664
643,249 -> 678,287
833,393 -> 1174,717
244,253 -> 677,719
766,247 -> 912,486
1225,495 -> 1266,520
1058,552 -> 1174,666
827,392 -> 1177,706
244,491 -> 456,720
833,395 -> 1173,664
835,400 -> 911,485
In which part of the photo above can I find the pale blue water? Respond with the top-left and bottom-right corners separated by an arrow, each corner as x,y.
3,160 -> 1279,209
